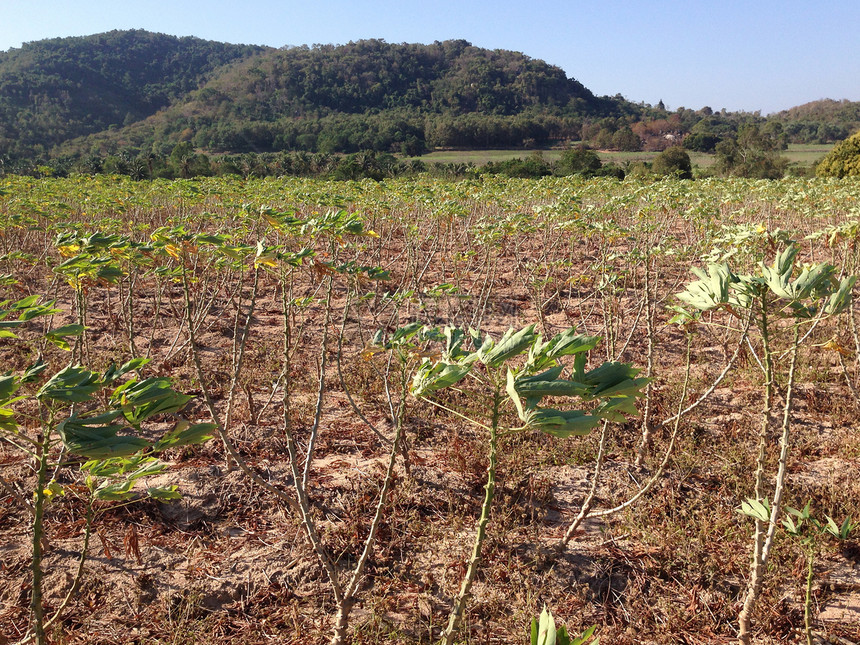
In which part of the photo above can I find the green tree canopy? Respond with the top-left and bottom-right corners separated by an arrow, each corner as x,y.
816,131 -> 860,178
714,124 -> 788,179
555,146 -> 602,177
652,146 -> 693,179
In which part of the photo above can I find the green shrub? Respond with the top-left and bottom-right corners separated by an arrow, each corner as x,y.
816,131 -> 860,177
652,146 -> 693,179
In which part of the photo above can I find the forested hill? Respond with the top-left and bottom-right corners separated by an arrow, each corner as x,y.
2,31 -> 857,164
769,99 -> 860,141
117,38 -> 619,155
0,31 -> 267,158
0,32 -> 625,159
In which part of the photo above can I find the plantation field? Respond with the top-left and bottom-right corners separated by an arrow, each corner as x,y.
1,174 -> 860,644
413,142 -> 835,171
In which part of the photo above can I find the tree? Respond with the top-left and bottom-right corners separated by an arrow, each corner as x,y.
555,146 -> 602,177
714,124 -> 788,179
652,146 -> 693,179
612,127 -> 642,151
167,142 -> 211,178
816,131 -> 860,177
684,131 -> 721,153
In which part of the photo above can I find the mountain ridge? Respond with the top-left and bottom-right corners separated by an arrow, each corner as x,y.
1,30 -> 857,162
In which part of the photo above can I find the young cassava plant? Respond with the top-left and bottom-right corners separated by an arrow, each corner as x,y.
530,607 -> 599,645
411,324 -> 647,645
674,242 -> 855,643
0,296 -> 214,644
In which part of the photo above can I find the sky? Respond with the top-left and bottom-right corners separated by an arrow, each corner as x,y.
1,0 -> 858,115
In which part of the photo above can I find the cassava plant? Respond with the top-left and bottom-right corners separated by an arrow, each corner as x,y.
0,295 -> 213,644
673,242 -> 855,643
52,232 -> 127,363
741,499 -> 854,645
530,606 -> 599,645
410,324 -> 647,645
199,206 -> 400,645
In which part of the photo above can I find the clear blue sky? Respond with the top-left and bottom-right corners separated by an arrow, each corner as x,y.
1,0 -> 857,115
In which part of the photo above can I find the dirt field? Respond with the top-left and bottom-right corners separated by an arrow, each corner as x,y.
1,174 -> 859,644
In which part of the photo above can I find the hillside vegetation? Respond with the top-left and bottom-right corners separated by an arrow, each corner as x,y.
56,38 -> 619,158
817,130 -> 860,177
0,31 -> 858,169
0,30 -> 266,158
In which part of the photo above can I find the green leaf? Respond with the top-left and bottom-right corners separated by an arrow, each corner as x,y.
823,515 -> 854,540
740,498 -> 771,523
0,399 -> 21,432
391,321 -> 424,343
147,486 -> 181,501
782,515 -> 800,536
21,359 -> 47,383
824,275 -> 856,315
774,244 -> 799,276
443,326 -> 469,360
57,415 -> 151,459
594,395 -> 642,422
38,366 -> 101,403
103,358 -> 150,383
513,377 -> 590,399
529,328 -> 600,370
11,294 -> 41,310
572,625 -> 598,645
47,324 -> 84,337
666,305 -> 700,327
675,263 -> 737,311
507,369 -> 525,419
410,361 -> 472,396
556,625 -> 571,645
468,327 -> 488,353
93,479 -> 136,501
593,376 -> 650,398
153,421 -> 216,451
0,375 -> 19,401
479,324 -> 536,367
582,362 -> 644,396
536,607 -> 556,645
525,408 -> 600,438
113,378 -> 193,423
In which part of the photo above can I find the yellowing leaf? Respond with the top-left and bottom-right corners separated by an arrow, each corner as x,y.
254,256 -> 279,269
821,338 -> 852,357
164,243 -> 183,259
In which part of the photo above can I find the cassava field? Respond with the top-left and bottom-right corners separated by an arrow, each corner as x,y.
1,174 -> 859,645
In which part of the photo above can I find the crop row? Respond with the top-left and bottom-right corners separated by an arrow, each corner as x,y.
1,175 -> 860,644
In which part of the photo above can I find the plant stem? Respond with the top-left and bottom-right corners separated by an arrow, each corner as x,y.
560,330 -> 693,543
30,429 -> 50,645
19,495 -> 97,645
335,292 -> 393,446
557,420 -> 609,549
181,267 -> 299,512
635,249 -> 655,466
739,291 -> 774,645
331,373 -> 409,645
303,273 -> 334,489
804,544 -> 815,645
659,311 -> 751,429
762,324 -> 801,562
441,386 -> 501,645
